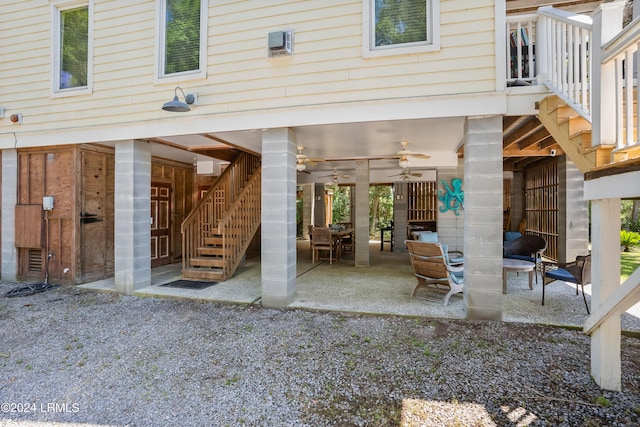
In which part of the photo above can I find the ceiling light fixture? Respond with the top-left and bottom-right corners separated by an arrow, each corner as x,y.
162,87 -> 196,112
296,160 -> 306,171
398,155 -> 410,169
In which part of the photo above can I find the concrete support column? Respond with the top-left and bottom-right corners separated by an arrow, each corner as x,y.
1,149 -> 17,282
114,140 -> 151,294
393,181 -> 408,253
313,183 -> 325,226
261,128 -> 296,308
354,160 -> 369,267
557,157 -> 589,263
463,116 -> 504,320
302,184 -> 314,239
590,198 -> 622,391
510,171 -> 524,232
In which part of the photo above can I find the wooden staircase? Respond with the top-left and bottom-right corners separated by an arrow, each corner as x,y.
536,95 -> 615,173
181,153 -> 261,281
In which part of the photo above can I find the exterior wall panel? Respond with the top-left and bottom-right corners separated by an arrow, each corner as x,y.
0,0 -> 497,141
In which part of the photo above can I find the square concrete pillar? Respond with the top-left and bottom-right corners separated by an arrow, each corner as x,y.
1,149 -> 17,282
114,140 -> 151,295
507,171 -> 525,232
354,160 -> 370,267
463,116 -> 504,320
393,182 -> 408,253
557,156 -> 589,263
313,183 -> 325,226
301,184 -> 314,239
261,128 -> 296,308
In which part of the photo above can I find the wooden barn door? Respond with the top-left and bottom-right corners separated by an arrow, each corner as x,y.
151,182 -> 172,267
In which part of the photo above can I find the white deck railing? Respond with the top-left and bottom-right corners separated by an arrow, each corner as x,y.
506,14 -> 537,84
536,6 -> 593,121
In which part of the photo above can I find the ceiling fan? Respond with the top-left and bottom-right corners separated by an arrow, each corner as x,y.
320,168 -> 351,184
296,146 -> 325,172
389,168 -> 423,181
387,140 -> 431,168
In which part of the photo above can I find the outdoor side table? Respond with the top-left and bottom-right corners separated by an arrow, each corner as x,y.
502,258 -> 535,294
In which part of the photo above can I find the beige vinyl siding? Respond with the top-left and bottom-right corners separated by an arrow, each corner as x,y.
0,0 -> 498,134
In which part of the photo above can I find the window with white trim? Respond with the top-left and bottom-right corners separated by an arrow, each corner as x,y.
52,1 -> 93,94
157,0 -> 208,80
363,0 -> 439,57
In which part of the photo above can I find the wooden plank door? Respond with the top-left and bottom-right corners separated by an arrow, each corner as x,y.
151,182 -> 172,267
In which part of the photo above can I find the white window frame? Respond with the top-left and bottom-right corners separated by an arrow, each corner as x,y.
155,0 -> 208,83
50,0 -> 94,97
362,0 -> 440,58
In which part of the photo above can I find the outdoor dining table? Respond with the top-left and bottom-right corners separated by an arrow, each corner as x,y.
331,228 -> 354,260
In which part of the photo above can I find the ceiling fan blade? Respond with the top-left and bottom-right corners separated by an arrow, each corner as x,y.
308,158 -> 325,162
410,172 -> 423,177
410,154 -> 431,159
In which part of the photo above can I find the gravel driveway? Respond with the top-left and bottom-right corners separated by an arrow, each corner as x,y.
1,284 -> 639,426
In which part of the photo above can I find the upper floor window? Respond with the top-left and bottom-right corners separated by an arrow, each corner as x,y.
157,0 -> 208,81
363,0 -> 439,57
52,1 -> 93,95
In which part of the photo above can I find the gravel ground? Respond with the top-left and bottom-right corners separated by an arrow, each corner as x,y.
1,284 -> 639,427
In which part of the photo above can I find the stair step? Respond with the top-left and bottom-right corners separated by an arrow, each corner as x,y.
198,247 -> 224,256
182,267 -> 225,281
204,236 -> 223,246
190,257 -> 225,268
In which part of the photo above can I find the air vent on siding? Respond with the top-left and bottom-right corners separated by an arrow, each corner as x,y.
268,30 -> 293,57
28,249 -> 43,272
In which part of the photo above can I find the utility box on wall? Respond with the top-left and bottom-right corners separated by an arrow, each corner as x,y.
268,30 -> 293,57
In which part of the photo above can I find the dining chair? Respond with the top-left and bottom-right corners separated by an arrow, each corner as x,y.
312,227 -> 337,264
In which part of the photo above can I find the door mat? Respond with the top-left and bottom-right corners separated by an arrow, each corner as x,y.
160,280 -> 217,290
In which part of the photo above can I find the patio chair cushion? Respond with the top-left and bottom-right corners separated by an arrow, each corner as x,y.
544,267 -> 577,283
417,232 -> 438,242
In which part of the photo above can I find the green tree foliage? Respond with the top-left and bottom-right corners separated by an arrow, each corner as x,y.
374,0 -> 426,46
331,185 -> 351,224
369,185 -> 393,236
165,0 -> 201,74
60,7 -> 88,88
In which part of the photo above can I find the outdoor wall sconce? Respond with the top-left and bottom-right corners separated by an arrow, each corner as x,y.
161,87 -> 196,112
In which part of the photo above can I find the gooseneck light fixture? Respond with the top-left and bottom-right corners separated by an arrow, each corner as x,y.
162,87 -> 196,112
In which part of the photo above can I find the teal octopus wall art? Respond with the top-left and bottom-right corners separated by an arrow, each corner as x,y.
438,178 -> 464,216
